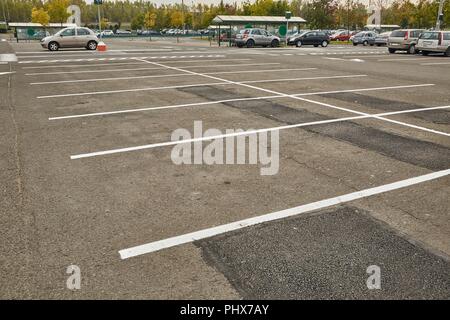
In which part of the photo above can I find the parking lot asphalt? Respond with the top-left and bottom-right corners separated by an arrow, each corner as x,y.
1,38 -> 449,299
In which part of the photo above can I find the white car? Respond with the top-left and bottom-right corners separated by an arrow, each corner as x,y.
115,29 -> 131,35
100,30 -> 114,37
417,31 -> 450,56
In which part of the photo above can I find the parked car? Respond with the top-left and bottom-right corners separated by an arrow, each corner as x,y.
115,29 -> 132,35
235,28 -> 280,48
330,30 -> 354,41
351,31 -> 377,46
100,29 -> 114,37
388,29 -> 424,54
141,30 -> 160,36
374,32 -> 391,46
41,27 -> 98,51
417,31 -> 450,56
287,31 -> 330,47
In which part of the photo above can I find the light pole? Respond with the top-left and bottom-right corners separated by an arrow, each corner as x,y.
436,0 -> 445,31
182,0 -> 185,34
347,0 -> 350,44
94,0 -> 103,41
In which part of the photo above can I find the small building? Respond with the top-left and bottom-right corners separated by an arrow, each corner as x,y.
8,22 -> 77,41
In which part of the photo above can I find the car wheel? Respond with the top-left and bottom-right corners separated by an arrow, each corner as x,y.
87,41 -> 97,50
422,50 -> 429,56
388,48 -> 396,54
363,40 -> 368,46
296,40 -> 302,47
408,44 -> 416,54
48,41 -> 59,51
445,48 -> 450,57
246,39 -> 255,48
321,40 -> 328,47
353,42 -> 357,46
270,39 -> 279,47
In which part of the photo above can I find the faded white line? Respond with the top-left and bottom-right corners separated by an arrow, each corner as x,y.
22,58 -> 252,70
26,62 -> 280,76
48,84 -> 435,120
378,57 -> 447,62
0,71 -> 16,76
32,68 -> 317,85
69,105 -> 450,159
22,61 -> 148,69
37,74 -> 365,99
421,62 -> 450,66
119,168 -> 450,259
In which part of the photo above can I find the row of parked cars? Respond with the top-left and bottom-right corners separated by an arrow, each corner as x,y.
349,29 -> 450,56
235,29 -> 330,48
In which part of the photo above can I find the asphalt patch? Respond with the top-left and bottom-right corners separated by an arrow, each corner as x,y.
197,206 -> 450,299
180,86 -> 450,170
321,92 -> 450,125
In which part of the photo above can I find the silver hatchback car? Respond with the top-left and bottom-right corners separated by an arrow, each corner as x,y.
235,28 -> 280,48
41,27 -> 99,51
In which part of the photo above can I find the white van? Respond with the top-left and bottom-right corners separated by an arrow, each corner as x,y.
417,31 -> 450,56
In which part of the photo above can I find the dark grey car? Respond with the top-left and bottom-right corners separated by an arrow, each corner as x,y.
351,31 -> 377,46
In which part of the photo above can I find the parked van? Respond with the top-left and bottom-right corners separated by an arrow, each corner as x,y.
417,31 -> 450,56
388,29 -> 424,54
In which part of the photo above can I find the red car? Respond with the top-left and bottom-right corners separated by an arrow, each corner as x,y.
330,31 -> 354,41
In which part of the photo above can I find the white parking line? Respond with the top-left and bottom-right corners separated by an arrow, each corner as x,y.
31,68 -> 317,85
26,62 -> 280,76
129,58 -> 448,137
22,61 -> 148,69
118,168 -> 450,259
19,54 -> 225,64
69,105 -> 450,159
378,57 -> 445,62
37,74 -> 366,99
421,62 -> 450,66
47,84 -> 435,120
22,59 -> 253,69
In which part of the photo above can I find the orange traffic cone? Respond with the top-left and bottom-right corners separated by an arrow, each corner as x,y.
97,41 -> 107,52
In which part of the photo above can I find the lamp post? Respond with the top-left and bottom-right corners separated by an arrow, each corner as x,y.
94,0 -> 103,41
285,10 -> 291,45
436,0 -> 445,31
182,0 -> 185,34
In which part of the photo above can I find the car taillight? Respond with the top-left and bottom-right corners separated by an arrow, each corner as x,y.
404,32 -> 409,40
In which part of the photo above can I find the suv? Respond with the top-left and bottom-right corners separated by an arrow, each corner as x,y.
388,29 -> 424,54
417,31 -> 450,56
287,31 -> 330,47
41,27 -> 98,51
351,31 -> 377,46
235,28 -> 280,48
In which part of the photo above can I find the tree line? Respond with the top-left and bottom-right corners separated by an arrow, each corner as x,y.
1,0 -> 448,31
